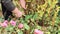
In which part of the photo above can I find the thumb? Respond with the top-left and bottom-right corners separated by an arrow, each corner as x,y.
19,0 -> 26,9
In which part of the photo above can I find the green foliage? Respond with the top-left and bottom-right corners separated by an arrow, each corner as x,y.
0,0 -> 60,34
24,23 -> 30,30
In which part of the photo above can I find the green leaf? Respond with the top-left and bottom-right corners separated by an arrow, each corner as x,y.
47,0 -> 52,5
20,18 -> 25,23
0,17 -> 4,22
18,30 -> 23,34
25,15 -> 32,21
24,23 -> 30,30
33,13 -> 38,20
45,32 -> 50,34
58,33 -> 60,34
36,25 -> 41,29
5,26 -> 14,32
30,28 -> 34,34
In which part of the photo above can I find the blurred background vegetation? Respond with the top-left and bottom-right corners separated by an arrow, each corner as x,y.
0,0 -> 60,34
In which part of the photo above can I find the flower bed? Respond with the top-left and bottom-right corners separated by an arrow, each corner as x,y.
0,0 -> 60,34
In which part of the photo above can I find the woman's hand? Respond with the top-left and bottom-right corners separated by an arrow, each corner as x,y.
12,7 -> 24,18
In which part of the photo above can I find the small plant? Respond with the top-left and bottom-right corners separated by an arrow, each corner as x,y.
0,0 -> 60,34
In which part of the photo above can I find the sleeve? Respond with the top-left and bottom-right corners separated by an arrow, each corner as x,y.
1,0 -> 15,11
